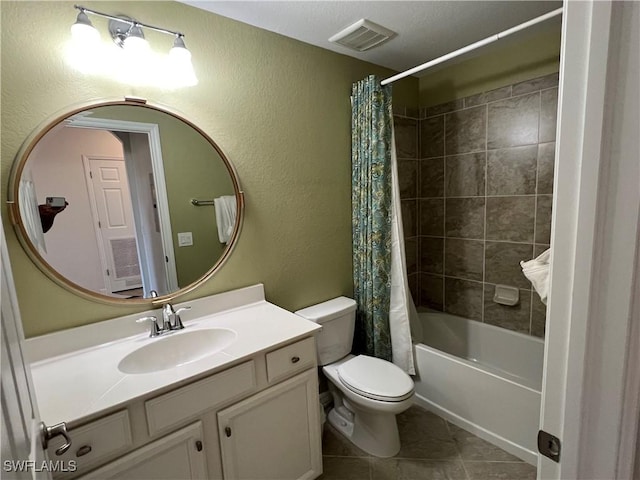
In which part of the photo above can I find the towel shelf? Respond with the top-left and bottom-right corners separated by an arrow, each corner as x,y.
191,199 -> 215,206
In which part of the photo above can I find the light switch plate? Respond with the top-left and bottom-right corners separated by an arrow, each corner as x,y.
177,232 -> 193,247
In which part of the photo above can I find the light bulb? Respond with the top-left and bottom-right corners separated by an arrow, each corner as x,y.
123,25 -> 150,54
169,36 -> 190,60
168,36 -> 198,87
71,11 -> 100,44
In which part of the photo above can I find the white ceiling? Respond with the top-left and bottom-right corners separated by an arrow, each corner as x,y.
180,1 -> 562,77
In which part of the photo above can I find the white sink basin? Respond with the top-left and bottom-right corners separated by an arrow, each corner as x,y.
118,328 -> 237,374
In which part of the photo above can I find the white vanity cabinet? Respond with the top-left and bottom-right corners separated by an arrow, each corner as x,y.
218,369 -> 322,480
52,335 -> 322,480
31,286 -> 324,480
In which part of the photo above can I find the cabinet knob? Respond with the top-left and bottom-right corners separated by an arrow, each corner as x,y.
195,440 -> 203,452
225,427 -> 232,437
76,445 -> 92,457
291,356 -> 300,364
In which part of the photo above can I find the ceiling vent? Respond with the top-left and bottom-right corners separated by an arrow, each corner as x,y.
329,19 -> 396,52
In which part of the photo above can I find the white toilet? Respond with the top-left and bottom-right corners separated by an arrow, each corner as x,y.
296,297 -> 414,458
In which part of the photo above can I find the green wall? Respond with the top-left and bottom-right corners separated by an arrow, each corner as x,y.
1,1 -> 418,337
419,24 -> 561,106
91,105 -> 233,287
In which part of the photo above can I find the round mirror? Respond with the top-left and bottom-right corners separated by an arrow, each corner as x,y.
8,100 -> 244,304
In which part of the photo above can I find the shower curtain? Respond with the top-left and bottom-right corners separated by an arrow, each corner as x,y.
351,75 -> 415,374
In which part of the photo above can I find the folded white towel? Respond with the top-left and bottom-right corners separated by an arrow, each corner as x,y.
521,248 -> 551,305
214,195 -> 237,244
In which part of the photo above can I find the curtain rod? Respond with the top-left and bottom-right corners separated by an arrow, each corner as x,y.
380,7 -> 563,86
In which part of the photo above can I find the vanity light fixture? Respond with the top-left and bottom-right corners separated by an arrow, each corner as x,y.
69,5 -> 198,87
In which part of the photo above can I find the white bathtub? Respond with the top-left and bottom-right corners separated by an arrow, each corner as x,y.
412,310 -> 544,465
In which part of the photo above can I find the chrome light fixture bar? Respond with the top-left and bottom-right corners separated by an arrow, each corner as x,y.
73,5 -> 186,44
71,4 -> 198,86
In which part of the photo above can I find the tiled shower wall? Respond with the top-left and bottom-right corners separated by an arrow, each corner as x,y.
395,72 -> 558,338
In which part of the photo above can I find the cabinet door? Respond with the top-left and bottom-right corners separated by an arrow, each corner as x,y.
78,422 -> 207,480
218,369 -> 322,480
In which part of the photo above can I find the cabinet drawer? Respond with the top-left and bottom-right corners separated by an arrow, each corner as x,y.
49,410 -> 132,478
266,337 -> 316,383
146,361 -> 256,436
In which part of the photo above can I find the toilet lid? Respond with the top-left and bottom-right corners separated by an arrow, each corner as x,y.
337,355 -> 414,402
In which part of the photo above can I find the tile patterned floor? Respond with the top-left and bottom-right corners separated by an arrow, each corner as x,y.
320,405 -> 536,480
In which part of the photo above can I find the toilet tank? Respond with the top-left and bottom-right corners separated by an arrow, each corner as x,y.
295,297 -> 357,366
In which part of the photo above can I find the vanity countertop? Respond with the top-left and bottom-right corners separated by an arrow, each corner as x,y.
27,285 -> 321,427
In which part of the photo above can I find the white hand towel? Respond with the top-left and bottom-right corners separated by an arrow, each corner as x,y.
214,195 -> 237,244
521,248 -> 551,305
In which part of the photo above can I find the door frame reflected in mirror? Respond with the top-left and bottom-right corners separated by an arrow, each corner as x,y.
68,115 -> 179,298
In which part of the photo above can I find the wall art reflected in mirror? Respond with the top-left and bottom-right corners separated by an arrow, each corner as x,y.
8,100 -> 244,304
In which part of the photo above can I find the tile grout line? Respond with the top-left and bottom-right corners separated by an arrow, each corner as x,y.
401,194 -> 552,200
415,115 -> 421,308
443,419 -> 472,480
322,454 -> 371,459
418,234 -> 548,247
416,273 -> 533,291
482,103 -> 489,324
459,458 -> 473,480
463,460 -> 531,464
442,113 -> 447,312
530,90 -> 543,334
420,140 -> 557,161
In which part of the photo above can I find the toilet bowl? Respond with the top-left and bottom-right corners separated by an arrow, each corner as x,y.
295,297 -> 415,457
323,355 -> 414,457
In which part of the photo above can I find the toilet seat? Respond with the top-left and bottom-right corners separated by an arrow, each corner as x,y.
337,355 -> 414,402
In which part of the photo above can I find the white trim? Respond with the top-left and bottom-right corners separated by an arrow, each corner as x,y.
578,2 -> 640,478
145,124 -> 178,292
82,155 -> 113,294
68,117 -> 179,292
551,1 -> 613,476
1,218 -> 51,479
618,219 -> 640,480
115,132 -> 153,295
538,1 -> 612,478
539,1 -> 640,478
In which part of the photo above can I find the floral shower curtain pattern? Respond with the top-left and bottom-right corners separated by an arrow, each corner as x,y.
351,75 -> 393,361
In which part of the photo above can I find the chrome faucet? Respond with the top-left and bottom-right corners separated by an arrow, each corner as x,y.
162,303 -> 192,331
137,304 -> 192,337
